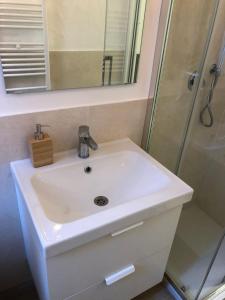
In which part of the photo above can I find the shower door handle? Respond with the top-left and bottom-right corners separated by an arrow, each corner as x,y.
188,71 -> 199,91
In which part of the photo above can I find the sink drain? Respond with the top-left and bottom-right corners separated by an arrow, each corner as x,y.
94,196 -> 109,207
84,166 -> 92,174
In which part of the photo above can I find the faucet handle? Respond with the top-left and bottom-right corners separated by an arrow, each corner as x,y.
79,125 -> 90,138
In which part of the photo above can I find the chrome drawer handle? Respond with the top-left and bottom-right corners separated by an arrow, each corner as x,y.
105,264 -> 135,286
111,221 -> 144,237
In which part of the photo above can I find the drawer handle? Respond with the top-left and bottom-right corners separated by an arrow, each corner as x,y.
111,221 -> 144,237
105,264 -> 135,286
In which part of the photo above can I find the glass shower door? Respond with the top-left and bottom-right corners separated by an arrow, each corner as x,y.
146,0 -> 224,299
171,0 -> 225,296
147,1 -> 219,174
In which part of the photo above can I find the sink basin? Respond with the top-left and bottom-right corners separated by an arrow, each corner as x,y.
31,150 -> 170,224
11,138 -> 193,257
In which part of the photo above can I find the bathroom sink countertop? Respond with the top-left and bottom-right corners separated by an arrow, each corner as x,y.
11,138 -> 193,257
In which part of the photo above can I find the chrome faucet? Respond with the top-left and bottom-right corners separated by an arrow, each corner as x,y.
78,125 -> 98,159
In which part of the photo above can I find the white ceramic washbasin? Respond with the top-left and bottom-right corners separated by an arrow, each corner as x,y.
11,138 -> 193,257
31,149 -> 170,224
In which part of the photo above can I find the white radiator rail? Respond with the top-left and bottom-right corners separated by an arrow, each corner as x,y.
0,1 -> 49,93
4,67 -> 45,72
2,62 -> 45,67
0,13 -> 42,17
1,58 -> 45,62
0,47 -> 44,51
0,1 -> 41,6
0,25 -> 43,29
4,72 -> 46,77
0,7 -> 42,12
0,18 -> 43,23
6,85 -> 47,92
0,53 -> 44,56
0,42 -> 44,45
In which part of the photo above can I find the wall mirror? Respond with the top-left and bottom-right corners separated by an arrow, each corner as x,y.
0,0 -> 147,94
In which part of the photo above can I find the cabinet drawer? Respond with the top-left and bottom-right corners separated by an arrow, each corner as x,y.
65,247 -> 170,300
48,207 -> 181,300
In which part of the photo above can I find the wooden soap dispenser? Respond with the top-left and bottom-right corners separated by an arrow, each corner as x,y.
29,124 -> 53,168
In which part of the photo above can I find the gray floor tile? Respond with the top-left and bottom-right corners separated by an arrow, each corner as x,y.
133,284 -> 175,300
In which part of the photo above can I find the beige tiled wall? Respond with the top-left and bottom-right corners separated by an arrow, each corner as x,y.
49,51 -> 103,89
0,99 -> 147,291
49,50 -> 126,90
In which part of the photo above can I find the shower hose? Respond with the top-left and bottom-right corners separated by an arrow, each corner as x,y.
200,64 -> 220,128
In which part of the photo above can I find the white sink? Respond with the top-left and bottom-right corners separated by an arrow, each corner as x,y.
11,138 -> 192,255
31,149 -> 170,224
11,138 -> 193,300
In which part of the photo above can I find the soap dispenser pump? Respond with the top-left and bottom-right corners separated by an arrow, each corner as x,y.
29,124 -> 53,168
34,123 -> 46,140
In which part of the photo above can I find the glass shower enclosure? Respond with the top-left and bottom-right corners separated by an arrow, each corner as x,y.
146,0 -> 225,299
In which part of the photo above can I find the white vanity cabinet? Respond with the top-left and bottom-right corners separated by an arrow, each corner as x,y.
12,139 -> 193,300
41,207 -> 181,300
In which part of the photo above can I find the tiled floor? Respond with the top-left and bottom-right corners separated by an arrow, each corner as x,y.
135,284 -> 175,300
0,283 -> 175,300
167,203 -> 224,300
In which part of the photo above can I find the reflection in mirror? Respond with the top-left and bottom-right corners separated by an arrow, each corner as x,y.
0,0 -> 147,94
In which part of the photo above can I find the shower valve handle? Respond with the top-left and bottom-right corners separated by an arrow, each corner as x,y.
188,71 -> 199,91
